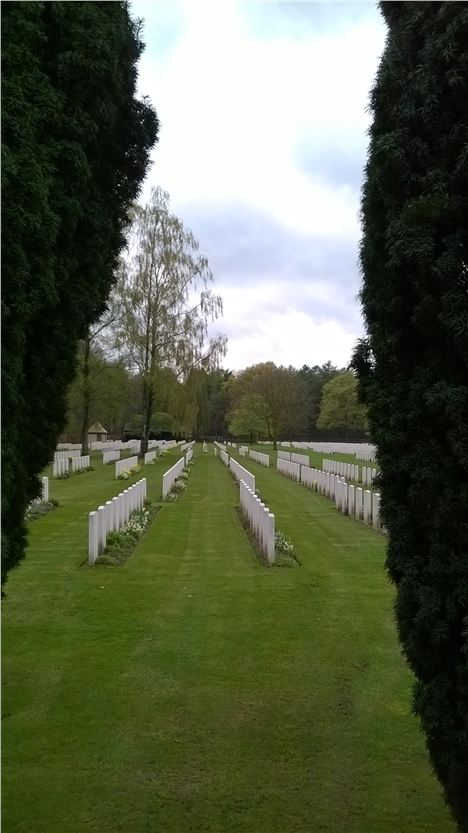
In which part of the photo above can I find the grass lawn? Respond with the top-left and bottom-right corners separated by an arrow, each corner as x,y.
2,446 -> 454,832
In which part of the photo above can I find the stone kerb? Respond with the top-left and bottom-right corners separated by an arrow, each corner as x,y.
239,479 -> 275,564
162,457 -> 185,498
229,458 -> 255,493
115,456 -> 138,478
88,478 -> 147,564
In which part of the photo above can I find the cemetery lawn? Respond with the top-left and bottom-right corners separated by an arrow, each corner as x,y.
2,449 -> 454,833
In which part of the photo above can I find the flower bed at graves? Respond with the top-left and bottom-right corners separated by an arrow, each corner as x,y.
273,530 -> 298,567
117,463 -> 142,481
95,501 -> 157,566
164,461 -> 193,502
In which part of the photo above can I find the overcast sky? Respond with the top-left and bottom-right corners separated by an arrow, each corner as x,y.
130,0 -> 387,371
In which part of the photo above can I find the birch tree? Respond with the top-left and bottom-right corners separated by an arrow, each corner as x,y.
114,187 -> 227,455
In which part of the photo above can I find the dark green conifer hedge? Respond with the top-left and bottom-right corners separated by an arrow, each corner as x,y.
2,2 -> 158,585
353,3 -> 468,828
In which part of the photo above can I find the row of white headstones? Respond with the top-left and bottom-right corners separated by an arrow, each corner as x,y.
162,446 -> 194,497
100,440 -> 186,467
113,443 -> 195,480
241,448 -> 270,467
88,479 -> 147,564
279,452 -> 378,488
239,447 -> 378,492
214,442 -> 276,563
277,458 -> 382,529
277,441 -> 376,462
87,444 -> 196,563
322,458 -> 377,487
52,455 -> 90,477
222,442 -> 383,532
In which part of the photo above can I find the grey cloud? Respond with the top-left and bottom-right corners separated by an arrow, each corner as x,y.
295,133 -> 368,193
176,200 -> 362,329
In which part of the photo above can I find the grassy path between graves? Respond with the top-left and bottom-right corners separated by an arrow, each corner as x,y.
2,448 -> 454,833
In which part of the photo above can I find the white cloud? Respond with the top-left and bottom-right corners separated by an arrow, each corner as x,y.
130,0 -> 386,370
211,281 -> 361,371
135,1 -> 384,231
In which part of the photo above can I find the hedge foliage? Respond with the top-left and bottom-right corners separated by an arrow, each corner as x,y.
2,2 -> 158,585
353,3 -> 468,828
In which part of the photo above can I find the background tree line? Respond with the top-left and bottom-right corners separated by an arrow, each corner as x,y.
64,349 -> 368,446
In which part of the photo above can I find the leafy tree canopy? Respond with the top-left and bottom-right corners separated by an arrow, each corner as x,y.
228,362 -> 307,447
317,371 -> 368,433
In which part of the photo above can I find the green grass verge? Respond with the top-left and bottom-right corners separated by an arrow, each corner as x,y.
2,446 -> 453,832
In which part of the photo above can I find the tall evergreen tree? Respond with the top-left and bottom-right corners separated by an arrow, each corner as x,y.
2,2 -> 158,585
353,3 -> 468,828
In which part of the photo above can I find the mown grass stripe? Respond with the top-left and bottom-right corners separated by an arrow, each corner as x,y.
2,446 -> 453,833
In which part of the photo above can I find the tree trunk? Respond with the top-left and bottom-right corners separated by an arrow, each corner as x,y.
80,335 -> 90,455
140,376 -> 154,458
